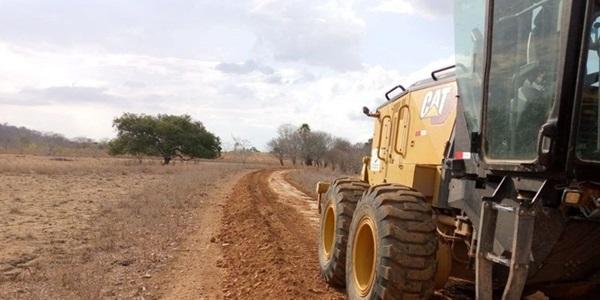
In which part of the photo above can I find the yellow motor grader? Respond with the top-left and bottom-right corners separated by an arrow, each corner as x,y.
317,0 -> 600,299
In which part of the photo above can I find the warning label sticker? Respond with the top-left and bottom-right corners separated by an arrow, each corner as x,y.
370,148 -> 381,172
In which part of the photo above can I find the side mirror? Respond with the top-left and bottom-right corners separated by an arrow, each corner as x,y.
362,106 -> 379,118
362,106 -> 370,116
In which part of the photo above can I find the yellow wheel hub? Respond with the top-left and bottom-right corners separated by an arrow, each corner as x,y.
353,217 -> 377,296
322,204 -> 336,259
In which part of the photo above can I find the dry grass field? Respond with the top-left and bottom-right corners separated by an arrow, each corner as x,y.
0,152 -> 361,299
284,168 -> 352,198
0,154 -> 263,299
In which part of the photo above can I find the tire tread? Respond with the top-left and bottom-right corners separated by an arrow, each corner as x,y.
346,184 -> 437,299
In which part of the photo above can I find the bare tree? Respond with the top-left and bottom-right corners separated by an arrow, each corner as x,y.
267,138 -> 285,166
306,131 -> 331,168
232,136 -> 253,164
277,124 -> 301,165
275,124 -> 301,165
268,123 -> 368,173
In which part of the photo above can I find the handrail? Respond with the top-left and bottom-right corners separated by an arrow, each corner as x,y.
393,106 -> 411,157
431,65 -> 456,81
385,85 -> 406,100
376,115 -> 391,161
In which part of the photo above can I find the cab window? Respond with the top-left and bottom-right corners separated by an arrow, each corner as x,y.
576,13 -> 600,162
485,0 -> 564,161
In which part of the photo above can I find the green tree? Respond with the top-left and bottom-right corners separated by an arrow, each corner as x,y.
109,113 -> 221,164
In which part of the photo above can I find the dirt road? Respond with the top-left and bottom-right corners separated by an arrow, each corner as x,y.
219,169 -> 343,299
159,170 -> 251,300
159,169 -> 343,299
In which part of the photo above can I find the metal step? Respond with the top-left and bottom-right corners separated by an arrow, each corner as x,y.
484,252 -> 510,266
476,183 -> 536,300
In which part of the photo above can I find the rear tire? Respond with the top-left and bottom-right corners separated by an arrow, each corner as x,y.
346,184 -> 437,299
319,178 -> 369,287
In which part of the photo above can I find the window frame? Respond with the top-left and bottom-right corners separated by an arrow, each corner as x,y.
479,0 -> 573,171
574,10 -> 600,163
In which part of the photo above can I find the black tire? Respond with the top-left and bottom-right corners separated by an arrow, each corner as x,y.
319,178 -> 369,287
346,184 -> 437,299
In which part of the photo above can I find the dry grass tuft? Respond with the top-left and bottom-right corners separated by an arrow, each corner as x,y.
8,207 -> 23,215
285,167 -> 351,198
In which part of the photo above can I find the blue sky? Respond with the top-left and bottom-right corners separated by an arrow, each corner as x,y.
0,0 -> 454,150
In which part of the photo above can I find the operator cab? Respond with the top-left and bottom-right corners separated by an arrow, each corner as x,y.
453,0 -> 600,297
456,0 -> 600,181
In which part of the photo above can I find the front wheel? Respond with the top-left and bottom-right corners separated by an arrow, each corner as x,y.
346,184 -> 438,299
318,178 -> 368,287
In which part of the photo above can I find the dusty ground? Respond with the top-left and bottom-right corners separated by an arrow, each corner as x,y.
284,168 -> 348,198
218,169 -> 344,299
0,155 -> 254,299
157,170 -> 250,300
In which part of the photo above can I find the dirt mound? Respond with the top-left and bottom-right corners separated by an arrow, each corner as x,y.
268,170 -> 319,227
219,170 -> 343,299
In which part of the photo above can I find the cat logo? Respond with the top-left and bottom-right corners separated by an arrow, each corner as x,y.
419,86 -> 454,125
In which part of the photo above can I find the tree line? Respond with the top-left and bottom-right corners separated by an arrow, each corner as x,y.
0,123 -> 106,156
268,123 -> 370,173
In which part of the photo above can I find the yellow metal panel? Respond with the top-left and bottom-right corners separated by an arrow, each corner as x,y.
413,165 -> 437,198
367,79 -> 457,199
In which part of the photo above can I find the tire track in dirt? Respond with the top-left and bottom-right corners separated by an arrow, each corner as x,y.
220,169 -> 344,299
268,170 -> 319,227
159,170 -> 252,300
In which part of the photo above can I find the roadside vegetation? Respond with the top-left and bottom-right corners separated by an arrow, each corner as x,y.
285,168 -> 349,198
267,123 -> 370,173
109,113 -> 222,165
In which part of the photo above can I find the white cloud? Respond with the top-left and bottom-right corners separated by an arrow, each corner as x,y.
249,0 -> 366,71
372,0 -> 453,18
372,0 -> 415,15
215,60 -> 274,75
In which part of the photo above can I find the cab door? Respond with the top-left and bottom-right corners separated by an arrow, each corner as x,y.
385,99 -> 411,182
369,112 -> 393,184
480,0 -> 566,169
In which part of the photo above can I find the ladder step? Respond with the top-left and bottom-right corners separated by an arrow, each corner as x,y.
491,202 -> 516,213
485,252 -> 510,266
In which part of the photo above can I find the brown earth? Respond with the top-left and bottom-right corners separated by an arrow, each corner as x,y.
284,168 -> 348,198
156,170 -> 252,300
218,169 -> 344,299
0,155 -> 254,299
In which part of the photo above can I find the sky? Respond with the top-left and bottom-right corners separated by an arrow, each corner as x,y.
0,0 -> 454,150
